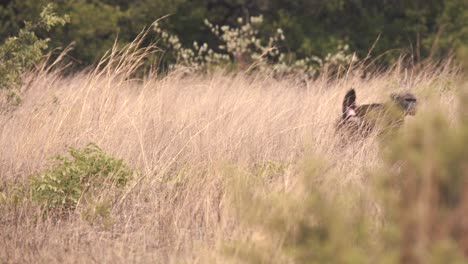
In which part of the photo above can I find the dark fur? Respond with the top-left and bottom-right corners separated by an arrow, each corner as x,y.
342,89 -> 356,120
337,88 -> 417,138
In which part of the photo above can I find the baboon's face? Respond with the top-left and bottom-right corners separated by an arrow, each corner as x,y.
391,93 -> 417,116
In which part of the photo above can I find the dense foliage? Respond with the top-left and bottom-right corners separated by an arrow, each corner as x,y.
0,3 -> 67,89
0,0 -> 466,67
224,92 -> 468,263
30,144 -> 134,214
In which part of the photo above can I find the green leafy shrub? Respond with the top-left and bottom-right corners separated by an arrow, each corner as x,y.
222,91 -> 468,263
377,92 -> 468,264
154,15 -> 357,77
6,90 -> 23,106
252,160 -> 289,181
0,180 -> 30,210
30,144 -> 134,214
0,3 -> 68,90
81,199 -> 115,230
222,160 -> 373,263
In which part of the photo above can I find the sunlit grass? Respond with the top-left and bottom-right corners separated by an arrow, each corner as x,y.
0,40 -> 464,263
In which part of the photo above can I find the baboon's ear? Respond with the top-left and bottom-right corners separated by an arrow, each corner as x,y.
342,88 -> 357,117
343,89 -> 356,108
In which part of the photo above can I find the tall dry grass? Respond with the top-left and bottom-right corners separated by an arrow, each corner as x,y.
0,42 -> 462,263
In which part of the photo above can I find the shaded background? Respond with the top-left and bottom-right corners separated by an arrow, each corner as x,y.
0,0 -> 466,67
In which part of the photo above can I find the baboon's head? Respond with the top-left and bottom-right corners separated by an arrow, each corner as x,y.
391,92 -> 417,116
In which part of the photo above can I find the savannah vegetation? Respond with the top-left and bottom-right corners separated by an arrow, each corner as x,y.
0,1 -> 467,263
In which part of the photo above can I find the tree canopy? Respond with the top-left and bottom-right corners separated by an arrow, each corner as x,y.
0,0 -> 466,67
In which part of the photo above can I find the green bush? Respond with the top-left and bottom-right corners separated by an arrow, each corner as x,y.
0,179 -> 30,210
81,199 -> 115,230
222,160 -> 373,263
377,91 -> 468,264
0,4 -> 68,90
1,1 -> 465,67
154,15 -> 357,77
30,144 -> 134,213
223,91 -> 468,263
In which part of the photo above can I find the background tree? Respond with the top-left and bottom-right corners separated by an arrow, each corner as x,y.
0,0 -> 466,67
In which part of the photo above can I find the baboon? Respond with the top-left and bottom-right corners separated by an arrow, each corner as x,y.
336,88 -> 417,139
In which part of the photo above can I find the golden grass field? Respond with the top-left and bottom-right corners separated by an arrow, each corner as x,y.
0,45 -> 464,263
